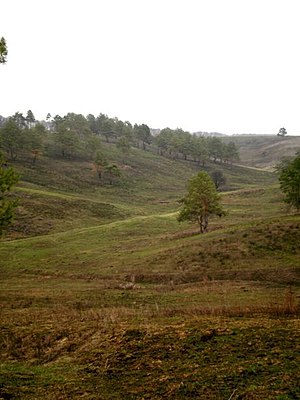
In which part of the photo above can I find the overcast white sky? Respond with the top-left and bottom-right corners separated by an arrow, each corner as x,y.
1,0 -> 300,135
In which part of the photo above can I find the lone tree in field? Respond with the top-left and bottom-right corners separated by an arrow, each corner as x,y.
278,152 -> 300,211
211,170 -> 226,190
178,171 -> 225,233
0,154 -> 19,236
277,127 -> 287,137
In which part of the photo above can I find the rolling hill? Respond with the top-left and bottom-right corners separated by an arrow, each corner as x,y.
223,134 -> 300,170
0,139 -> 299,399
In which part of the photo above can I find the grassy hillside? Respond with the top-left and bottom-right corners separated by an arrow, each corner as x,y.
0,144 -> 299,399
223,135 -> 300,170
6,144 -> 275,239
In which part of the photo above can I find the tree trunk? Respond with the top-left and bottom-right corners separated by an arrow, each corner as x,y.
199,214 -> 208,233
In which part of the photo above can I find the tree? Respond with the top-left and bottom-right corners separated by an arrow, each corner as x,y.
277,153 -> 300,211
211,170 -> 226,190
86,114 -> 98,134
178,171 -> 225,233
85,134 -> 103,159
207,137 -> 224,163
0,153 -> 19,236
155,128 -> 173,155
52,115 -> 84,158
104,164 -> 121,185
224,141 -> 239,164
133,124 -> 151,150
0,37 -> 8,64
97,114 -> 114,142
277,127 -> 287,137
116,136 -> 130,158
26,110 -> 35,129
11,112 -> 27,129
93,151 -> 108,180
0,118 -> 23,160
54,126 -> 80,158
24,124 -> 45,164
191,135 -> 209,165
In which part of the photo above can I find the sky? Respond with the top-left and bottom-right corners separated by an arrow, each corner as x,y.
1,0 -> 300,135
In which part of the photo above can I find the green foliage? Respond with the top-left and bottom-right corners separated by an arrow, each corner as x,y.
224,141 -> 239,163
154,129 -> 233,165
278,153 -> 300,211
11,112 -> 27,129
26,110 -> 35,128
104,163 -> 121,185
24,124 -> 45,164
116,136 -> 130,156
133,123 -> 151,149
97,114 -> 115,142
178,171 -> 225,233
54,126 -> 80,158
93,150 -> 108,180
0,154 -> 19,236
207,136 -> 224,162
84,134 -> 102,159
0,118 -> 23,160
0,37 -> 8,64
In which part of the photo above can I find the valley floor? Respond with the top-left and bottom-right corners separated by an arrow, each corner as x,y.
0,170 -> 299,399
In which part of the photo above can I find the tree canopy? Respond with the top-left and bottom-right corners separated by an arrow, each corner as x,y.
0,37 -> 7,64
0,154 -> 19,236
277,127 -> 287,137
278,152 -> 300,211
178,171 -> 225,233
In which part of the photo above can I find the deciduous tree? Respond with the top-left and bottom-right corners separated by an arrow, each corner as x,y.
178,171 -> 225,233
277,127 -> 287,137
104,164 -> 121,185
211,170 -> 226,190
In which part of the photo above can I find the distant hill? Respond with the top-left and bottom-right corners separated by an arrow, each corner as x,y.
193,131 -> 227,137
222,134 -> 300,170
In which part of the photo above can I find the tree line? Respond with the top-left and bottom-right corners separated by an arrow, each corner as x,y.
0,110 -> 240,167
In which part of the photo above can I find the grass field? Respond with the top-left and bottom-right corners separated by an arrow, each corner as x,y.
0,146 -> 299,399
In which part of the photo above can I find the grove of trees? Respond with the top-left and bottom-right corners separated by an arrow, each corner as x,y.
154,128 -> 239,165
0,111 -> 240,170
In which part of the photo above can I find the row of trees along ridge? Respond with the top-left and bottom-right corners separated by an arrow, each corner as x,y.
0,111 -> 240,167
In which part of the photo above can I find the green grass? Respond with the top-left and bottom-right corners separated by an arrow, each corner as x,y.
0,146 -> 299,399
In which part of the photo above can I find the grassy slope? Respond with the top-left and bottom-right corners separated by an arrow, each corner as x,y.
223,135 -> 300,170
0,145 -> 299,399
